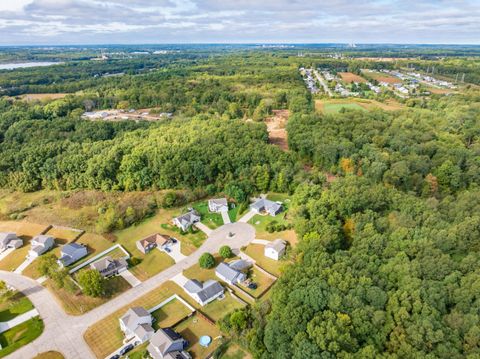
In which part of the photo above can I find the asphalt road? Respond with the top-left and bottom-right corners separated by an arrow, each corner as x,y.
0,222 -> 256,359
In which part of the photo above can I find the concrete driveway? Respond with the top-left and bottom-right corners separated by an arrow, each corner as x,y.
238,210 -> 256,223
221,210 -> 231,224
0,248 -> 14,262
14,257 -> 35,274
194,222 -> 212,236
119,270 -> 141,287
159,241 -> 186,263
0,308 -> 39,333
252,239 -> 270,245
0,221 -> 256,359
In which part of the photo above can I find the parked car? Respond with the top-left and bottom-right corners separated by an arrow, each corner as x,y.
119,344 -> 134,355
164,247 -> 171,253
109,355 -> 120,359
171,238 -> 178,244
248,282 -> 258,290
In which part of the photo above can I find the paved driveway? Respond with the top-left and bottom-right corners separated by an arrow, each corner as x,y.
0,308 -> 39,333
238,210 -> 256,223
252,239 -> 270,245
119,270 -> 141,287
14,257 -> 35,274
159,241 -> 186,263
194,222 -> 212,235
0,221 -> 256,359
221,210 -> 231,224
0,248 -> 15,262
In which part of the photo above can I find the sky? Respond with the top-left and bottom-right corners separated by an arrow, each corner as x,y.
0,0 -> 479,45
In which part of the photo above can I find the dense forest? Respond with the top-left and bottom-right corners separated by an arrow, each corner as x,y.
1,47 -> 480,358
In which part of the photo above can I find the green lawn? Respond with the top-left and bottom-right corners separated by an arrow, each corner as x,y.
242,244 -> 285,277
0,291 -> 35,322
202,293 -> 245,322
175,314 -> 221,359
129,249 -> 175,282
228,204 -> 248,223
127,343 -> 148,359
151,298 -> 193,329
324,103 -> 366,114
191,201 -> 223,229
0,317 -> 44,358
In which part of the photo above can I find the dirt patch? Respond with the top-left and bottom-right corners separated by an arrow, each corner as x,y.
19,93 -> 68,102
265,109 -> 289,151
338,72 -> 366,83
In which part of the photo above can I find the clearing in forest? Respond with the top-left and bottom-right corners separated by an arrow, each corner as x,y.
363,70 -> 401,84
315,99 -> 403,114
19,93 -> 69,101
338,72 -> 367,83
265,109 -> 289,151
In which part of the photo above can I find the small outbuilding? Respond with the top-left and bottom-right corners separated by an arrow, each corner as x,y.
264,239 -> 287,261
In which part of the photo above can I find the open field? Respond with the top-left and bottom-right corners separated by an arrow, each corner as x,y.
0,291 -> 34,322
175,314 -> 221,359
0,317 -> 43,358
338,72 -> 366,83
32,352 -> 65,359
84,281 -> 188,358
362,70 -> 401,84
315,98 -> 403,114
151,298 -> 193,329
243,244 -> 286,277
265,109 -> 289,151
47,276 -> 131,316
191,201 -> 223,229
18,93 -> 69,102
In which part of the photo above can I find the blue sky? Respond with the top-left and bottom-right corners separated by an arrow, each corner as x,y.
0,0 -> 479,45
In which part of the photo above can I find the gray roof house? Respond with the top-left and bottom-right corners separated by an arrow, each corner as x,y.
250,198 -> 283,217
183,279 -> 224,306
264,239 -> 287,261
57,243 -> 88,267
28,235 -> 54,258
0,232 -> 22,251
119,307 -> 154,344
147,328 -> 191,359
228,259 -> 252,272
90,256 -> 128,278
173,210 -> 201,232
208,198 -> 228,213
215,262 -> 247,285
136,233 -> 170,254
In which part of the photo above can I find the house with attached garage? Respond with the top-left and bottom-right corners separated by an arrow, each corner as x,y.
148,327 -> 191,359
183,279 -> 224,306
136,233 -> 171,254
208,198 -> 228,213
90,255 -> 128,278
0,232 -> 23,251
57,242 -> 88,267
215,262 -> 246,285
173,210 -> 201,232
264,239 -> 287,261
119,307 -> 154,344
250,198 -> 283,217
28,235 -> 55,258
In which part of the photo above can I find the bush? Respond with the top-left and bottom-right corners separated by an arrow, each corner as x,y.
77,269 -> 105,297
199,252 -> 215,269
220,245 -> 233,259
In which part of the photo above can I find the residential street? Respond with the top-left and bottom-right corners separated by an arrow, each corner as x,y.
0,222 -> 256,359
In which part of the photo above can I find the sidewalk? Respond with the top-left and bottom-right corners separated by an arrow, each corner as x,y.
0,308 -> 39,333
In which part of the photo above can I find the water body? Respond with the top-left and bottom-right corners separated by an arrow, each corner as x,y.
0,62 -> 63,70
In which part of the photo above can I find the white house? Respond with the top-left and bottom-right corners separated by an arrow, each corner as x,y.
183,279 -> 224,306
208,198 -> 228,213
28,235 -> 54,258
119,307 -> 154,344
0,232 -> 22,251
264,239 -> 287,261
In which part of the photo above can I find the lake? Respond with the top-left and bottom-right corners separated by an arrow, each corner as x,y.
0,62 -> 63,70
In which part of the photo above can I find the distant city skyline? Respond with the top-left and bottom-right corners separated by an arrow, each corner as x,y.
0,0 -> 479,45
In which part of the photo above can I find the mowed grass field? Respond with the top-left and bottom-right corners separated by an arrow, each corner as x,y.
315,99 -> 403,114
338,72 -> 367,83
362,70 -> 401,84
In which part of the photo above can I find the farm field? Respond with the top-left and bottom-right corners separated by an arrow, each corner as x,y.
315,99 -> 403,114
362,70 -> 401,84
338,72 -> 367,83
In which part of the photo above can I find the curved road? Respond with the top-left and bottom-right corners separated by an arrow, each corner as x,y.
0,222 -> 256,359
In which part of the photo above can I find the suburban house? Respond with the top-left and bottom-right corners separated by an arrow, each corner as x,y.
228,259 -> 252,272
119,307 -> 154,344
215,262 -> 246,285
147,328 -> 191,359
57,243 -> 88,267
208,198 -> 228,213
0,232 -> 22,251
28,235 -> 55,258
183,279 -> 224,306
136,233 -> 171,254
250,198 -> 283,217
264,239 -> 287,261
173,210 -> 201,232
90,256 -> 128,278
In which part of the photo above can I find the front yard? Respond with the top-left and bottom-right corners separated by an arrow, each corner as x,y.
191,201 -> 223,229
0,317 -> 44,358
0,291 -> 34,322
47,275 -> 131,316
